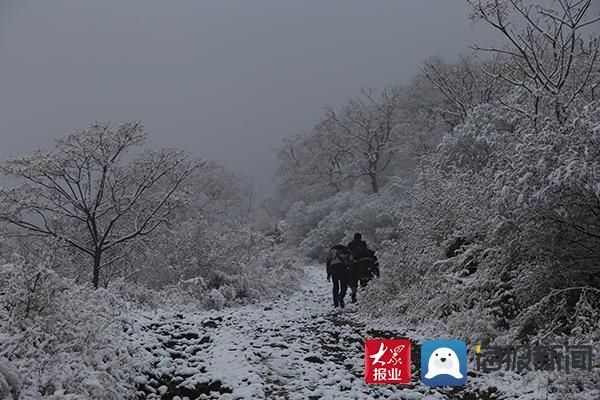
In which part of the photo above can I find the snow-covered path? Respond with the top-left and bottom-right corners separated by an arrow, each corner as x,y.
132,266 -> 493,400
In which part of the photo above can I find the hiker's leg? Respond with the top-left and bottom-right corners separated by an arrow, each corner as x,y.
349,277 -> 357,302
339,274 -> 348,307
331,275 -> 340,307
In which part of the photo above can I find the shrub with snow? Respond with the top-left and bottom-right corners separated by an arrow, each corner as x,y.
0,260 -> 149,399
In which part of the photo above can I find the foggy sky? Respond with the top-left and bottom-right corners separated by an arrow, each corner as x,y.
0,1 -> 501,195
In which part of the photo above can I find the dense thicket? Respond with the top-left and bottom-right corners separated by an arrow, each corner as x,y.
274,0 -> 600,345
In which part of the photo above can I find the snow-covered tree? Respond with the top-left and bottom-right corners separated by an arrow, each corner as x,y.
320,88 -> 406,194
275,131 -> 345,209
357,0 -> 600,344
185,161 -> 257,224
422,55 -> 506,123
0,122 -> 196,288
467,0 -> 600,125
276,87 -> 407,206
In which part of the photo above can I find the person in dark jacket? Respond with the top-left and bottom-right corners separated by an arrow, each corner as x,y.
326,244 -> 353,308
348,248 -> 380,303
347,232 -> 367,258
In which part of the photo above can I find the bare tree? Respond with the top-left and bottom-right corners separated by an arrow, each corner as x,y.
422,55 -> 505,123
182,161 -> 259,224
275,132 -> 343,205
0,122 -> 196,288
322,88 -> 404,193
467,0 -> 600,125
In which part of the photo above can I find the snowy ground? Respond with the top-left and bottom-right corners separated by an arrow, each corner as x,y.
130,266 -> 595,400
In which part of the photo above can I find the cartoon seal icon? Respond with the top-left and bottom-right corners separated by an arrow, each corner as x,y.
424,347 -> 463,379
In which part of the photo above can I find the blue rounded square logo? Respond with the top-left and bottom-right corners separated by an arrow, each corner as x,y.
420,339 -> 467,386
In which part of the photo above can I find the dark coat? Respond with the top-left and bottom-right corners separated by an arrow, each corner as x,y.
326,245 -> 353,278
347,239 -> 367,258
350,249 -> 380,280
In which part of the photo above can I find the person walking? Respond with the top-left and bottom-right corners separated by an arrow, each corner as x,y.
326,244 -> 353,308
348,248 -> 380,302
347,232 -> 367,258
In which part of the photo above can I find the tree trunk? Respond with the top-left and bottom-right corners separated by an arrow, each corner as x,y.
92,251 -> 101,289
369,172 -> 379,194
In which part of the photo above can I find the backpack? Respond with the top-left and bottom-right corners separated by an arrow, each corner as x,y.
329,245 -> 352,266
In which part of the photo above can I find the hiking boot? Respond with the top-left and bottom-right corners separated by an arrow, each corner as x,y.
351,294 -> 357,303
339,299 -> 345,308
333,302 -> 339,308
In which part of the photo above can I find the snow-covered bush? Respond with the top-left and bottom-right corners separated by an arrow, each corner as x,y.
0,360 -> 21,400
282,190 -> 407,260
359,98 -> 600,347
108,278 -> 164,309
282,191 -> 369,246
0,260 -> 148,399
134,220 -> 305,310
204,288 -> 227,310
190,224 -> 303,305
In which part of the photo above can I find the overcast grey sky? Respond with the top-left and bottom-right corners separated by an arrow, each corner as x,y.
0,1 -> 501,194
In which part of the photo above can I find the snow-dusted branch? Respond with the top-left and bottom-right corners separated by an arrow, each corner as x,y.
0,122 -> 197,288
